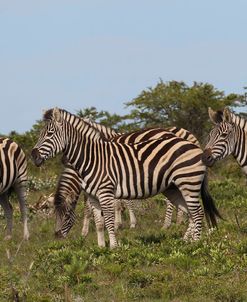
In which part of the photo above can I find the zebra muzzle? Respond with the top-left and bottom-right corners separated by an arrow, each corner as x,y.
54,230 -> 65,239
202,148 -> 215,167
31,148 -> 44,167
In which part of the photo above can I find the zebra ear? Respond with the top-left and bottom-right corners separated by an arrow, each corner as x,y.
223,107 -> 232,123
53,107 -> 62,123
208,107 -> 223,124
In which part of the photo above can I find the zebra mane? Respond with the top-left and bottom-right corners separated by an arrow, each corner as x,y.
82,117 -> 120,139
209,108 -> 247,131
43,108 -> 110,141
230,111 -> 247,131
43,109 -> 53,120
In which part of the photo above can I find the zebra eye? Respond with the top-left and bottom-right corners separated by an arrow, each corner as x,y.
47,131 -> 53,137
221,133 -> 228,138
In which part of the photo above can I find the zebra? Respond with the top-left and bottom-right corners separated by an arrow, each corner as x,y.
0,137 -> 29,240
53,165 -> 136,241
53,121 -> 201,238
202,107 -> 247,174
53,118 -> 138,239
31,107 -> 220,248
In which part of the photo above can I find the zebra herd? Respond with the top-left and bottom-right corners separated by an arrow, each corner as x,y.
0,107 -> 245,248
52,120 -> 201,246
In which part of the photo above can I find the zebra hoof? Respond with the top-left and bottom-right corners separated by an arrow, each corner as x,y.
161,224 -> 171,230
109,243 -> 118,249
81,230 -> 89,237
114,223 -> 123,231
4,235 -> 12,241
54,230 -> 65,239
24,231 -> 30,240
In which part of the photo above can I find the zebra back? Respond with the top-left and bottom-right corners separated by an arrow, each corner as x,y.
53,116 -> 200,236
83,118 -> 121,139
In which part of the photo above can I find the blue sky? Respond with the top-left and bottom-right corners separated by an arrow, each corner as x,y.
1,0 -> 247,134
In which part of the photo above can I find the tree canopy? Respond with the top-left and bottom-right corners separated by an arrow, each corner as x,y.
124,80 -> 244,142
5,80 -> 246,149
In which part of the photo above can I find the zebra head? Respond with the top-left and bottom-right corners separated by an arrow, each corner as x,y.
202,107 -> 236,166
31,108 -> 66,167
54,191 -> 77,238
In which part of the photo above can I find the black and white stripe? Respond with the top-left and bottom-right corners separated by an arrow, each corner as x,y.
53,120 -> 201,237
32,108 -> 220,248
53,164 -> 136,238
203,107 -> 247,173
0,137 -> 29,240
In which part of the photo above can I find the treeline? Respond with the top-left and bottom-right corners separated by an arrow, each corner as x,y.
77,80 -> 245,143
3,80 -> 246,177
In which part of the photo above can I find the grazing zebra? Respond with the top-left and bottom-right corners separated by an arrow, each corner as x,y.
54,164 -> 136,240
54,121 -> 200,238
202,107 -> 247,173
31,108 -> 220,248
0,137 -> 29,240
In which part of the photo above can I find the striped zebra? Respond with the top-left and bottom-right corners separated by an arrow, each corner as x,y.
53,121 -> 200,238
31,108 -> 220,248
203,107 -> 247,173
0,137 -> 29,240
53,165 -> 136,241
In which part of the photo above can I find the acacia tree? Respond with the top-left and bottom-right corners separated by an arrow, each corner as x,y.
77,107 -> 126,131
124,80 -> 243,143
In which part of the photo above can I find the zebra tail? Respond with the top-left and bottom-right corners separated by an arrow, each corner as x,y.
200,173 -> 223,229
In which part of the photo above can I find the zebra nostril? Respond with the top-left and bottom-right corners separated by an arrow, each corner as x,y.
54,230 -> 64,239
31,148 -> 44,167
202,149 -> 215,167
31,148 -> 39,161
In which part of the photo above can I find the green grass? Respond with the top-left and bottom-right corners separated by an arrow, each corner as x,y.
1,178 -> 247,301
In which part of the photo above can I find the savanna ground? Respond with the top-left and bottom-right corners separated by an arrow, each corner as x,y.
1,164 -> 247,302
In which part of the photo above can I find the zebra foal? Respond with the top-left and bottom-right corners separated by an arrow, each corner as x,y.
0,137 -> 29,240
31,108 -> 220,248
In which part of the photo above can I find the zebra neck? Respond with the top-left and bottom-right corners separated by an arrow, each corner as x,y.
231,112 -> 247,131
232,126 -> 247,167
63,122 -> 107,190
83,118 -> 120,139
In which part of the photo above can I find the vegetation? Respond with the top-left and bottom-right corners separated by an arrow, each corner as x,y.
1,176 -> 247,301
0,80 -> 247,301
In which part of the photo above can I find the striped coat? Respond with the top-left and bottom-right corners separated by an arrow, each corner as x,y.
203,107 -> 247,172
0,137 -> 29,240
32,108 -> 220,248
54,122 -> 200,238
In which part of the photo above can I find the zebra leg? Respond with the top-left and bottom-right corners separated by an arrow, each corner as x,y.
176,206 -> 185,225
14,183 -> 29,240
0,193 -> 13,240
88,197 -> 106,247
126,200 -> 137,229
114,199 -> 123,230
183,204 -> 204,241
97,193 -> 118,249
163,186 -> 188,231
179,192 -> 204,241
162,198 -> 175,229
183,218 -> 195,241
81,198 -> 92,237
